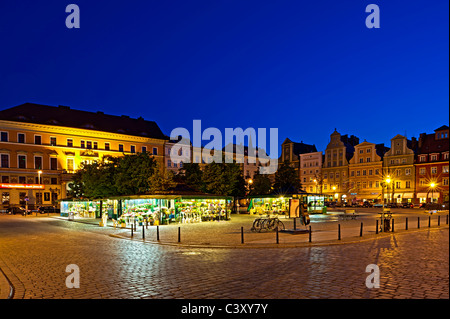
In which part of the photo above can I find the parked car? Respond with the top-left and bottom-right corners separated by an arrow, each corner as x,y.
38,206 -> 60,214
401,202 -> 414,208
362,201 -> 373,208
387,203 -> 399,208
7,206 -> 30,215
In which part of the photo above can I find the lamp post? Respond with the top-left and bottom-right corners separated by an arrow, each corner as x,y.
430,182 -> 436,203
38,170 -> 42,184
385,176 -> 391,205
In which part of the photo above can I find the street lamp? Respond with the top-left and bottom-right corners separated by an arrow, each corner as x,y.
385,176 -> 391,204
38,170 -> 43,184
430,182 -> 436,203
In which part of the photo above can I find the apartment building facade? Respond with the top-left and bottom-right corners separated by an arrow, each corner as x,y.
415,125 -> 449,204
0,103 -> 167,209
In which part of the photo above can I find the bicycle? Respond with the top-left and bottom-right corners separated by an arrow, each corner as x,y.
261,215 -> 285,232
251,214 -> 268,232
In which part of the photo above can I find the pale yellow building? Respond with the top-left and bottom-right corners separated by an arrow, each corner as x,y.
0,103 -> 166,209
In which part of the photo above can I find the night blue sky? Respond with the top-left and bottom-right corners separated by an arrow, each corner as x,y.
0,0 -> 448,153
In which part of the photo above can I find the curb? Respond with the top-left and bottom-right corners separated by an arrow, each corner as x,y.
0,265 -> 14,299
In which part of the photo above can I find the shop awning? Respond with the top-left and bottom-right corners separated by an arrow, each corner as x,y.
403,193 -> 414,199
417,193 -> 440,198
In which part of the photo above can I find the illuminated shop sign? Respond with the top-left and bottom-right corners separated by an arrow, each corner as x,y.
0,183 -> 45,189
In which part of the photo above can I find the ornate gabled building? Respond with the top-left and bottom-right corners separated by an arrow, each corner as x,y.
415,125 -> 449,204
0,103 -> 167,209
322,130 -> 359,203
382,135 -> 417,204
348,141 -> 389,204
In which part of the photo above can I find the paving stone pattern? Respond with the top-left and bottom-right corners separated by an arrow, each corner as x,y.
0,214 -> 448,299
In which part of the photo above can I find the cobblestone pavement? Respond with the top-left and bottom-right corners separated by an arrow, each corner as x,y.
0,213 -> 448,300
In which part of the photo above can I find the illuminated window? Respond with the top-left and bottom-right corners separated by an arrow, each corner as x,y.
67,139 -> 73,147
105,142 -> 110,150
119,144 -> 124,152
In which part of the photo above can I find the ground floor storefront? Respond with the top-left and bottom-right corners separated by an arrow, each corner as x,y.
247,193 -> 332,216
60,195 -> 233,226
0,183 -> 62,211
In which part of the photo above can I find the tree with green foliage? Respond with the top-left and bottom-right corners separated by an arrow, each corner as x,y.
249,171 -> 272,195
177,162 -> 205,192
273,162 -> 302,194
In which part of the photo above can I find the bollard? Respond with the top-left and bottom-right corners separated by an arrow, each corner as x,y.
178,227 -> 181,243
376,220 -> 378,234
293,218 -> 296,230
276,227 -> 279,244
309,226 -> 312,242
418,217 -> 420,229
392,219 -> 394,232
338,224 -> 341,240
405,217 -> 408,230
438,215 -> 440,226
241,227 -> 244,244
157,225 -> 160,241
131,224 -> 134,237
447,214 -> 449,225
360,222 -> 363,237
428,216 -> 431,228
142,224 -> 145,239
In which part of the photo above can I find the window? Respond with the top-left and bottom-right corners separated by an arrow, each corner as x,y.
419,155 -> 426,162
34,135 -> 42,145
396,181 -> 401,188
431,154 -> 437,161
67,139 -> 73,147
444,178 -> 449,186
19,176 -> 26,184
18,155 -> 26,169
431,167 -> 437,174
50,137 -> 56,146
80,140 -> 85,148
153,147 -> 158,155
356,170 -> 360,176
359,158 -> 364,163
2,192 -> 10,205
443,166 -> 449,174
419,179 -> 426,186
366,157 -> 371,163
167,160 -> 172,167
444,153 -> 449,160
34,156 -> 43,169
368,169 -> 373,175
105,142 -> 110,150
51,178 -> 58,185
50,157 -> 58,170
86,141 -> 92,149
419,168 -> 426,175
18,133 -> 25,143
362,170 -> 366,176
93,142 -> 98,149
1,154 -> 9,168
67,158 -> 74,171
1,176 -> 9,183
359,149 -> 364,154
405,168 -> 411,175
119,144 -> 124,152
405,181 -> 411,188
350,171 -> 354,177
130,145 -> 136,153
0,132 -> 8,142
367,148 -> 371,153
